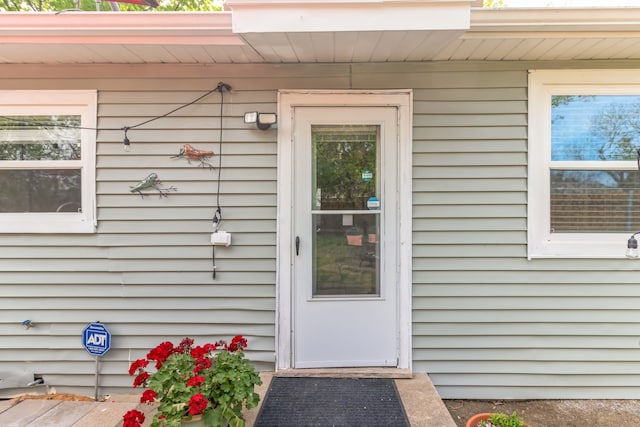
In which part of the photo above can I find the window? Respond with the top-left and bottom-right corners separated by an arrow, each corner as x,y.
0,91 -> 97,233
529,70 -> 640,258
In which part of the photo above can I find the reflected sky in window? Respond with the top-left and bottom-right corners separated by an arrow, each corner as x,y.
551,95 -> 640,161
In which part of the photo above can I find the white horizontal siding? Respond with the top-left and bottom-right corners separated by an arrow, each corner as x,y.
3,60 -> 640,399
0,63 -> 354,397
351,61 -> 640,399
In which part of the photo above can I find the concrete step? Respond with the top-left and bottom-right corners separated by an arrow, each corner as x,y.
0,373 -> 456,427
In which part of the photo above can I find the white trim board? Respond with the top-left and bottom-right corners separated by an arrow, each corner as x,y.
275,90 -> 413,371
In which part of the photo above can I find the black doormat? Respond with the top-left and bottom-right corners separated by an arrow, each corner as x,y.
254,377 -> 411,427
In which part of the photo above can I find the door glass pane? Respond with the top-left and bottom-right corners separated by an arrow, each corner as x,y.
313,213 -> 379,296
311,124 -> 380,297
312,125 -> 377,210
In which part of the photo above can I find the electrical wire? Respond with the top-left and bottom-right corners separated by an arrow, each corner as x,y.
0,84 -> 226,136
215,84 -> 226,217
211,82 -> 231,279
1,83 -> 232,279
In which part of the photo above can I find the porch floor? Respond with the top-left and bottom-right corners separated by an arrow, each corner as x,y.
0,373 -> 456,427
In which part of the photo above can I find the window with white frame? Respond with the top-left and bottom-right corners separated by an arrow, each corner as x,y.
529,70 -> 640,258
0,91 -> 97,233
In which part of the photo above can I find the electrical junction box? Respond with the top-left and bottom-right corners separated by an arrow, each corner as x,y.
211,231 -> 231,247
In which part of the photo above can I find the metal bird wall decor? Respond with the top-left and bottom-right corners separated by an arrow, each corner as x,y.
171,144 -> 215,169
130,173 -> 177,198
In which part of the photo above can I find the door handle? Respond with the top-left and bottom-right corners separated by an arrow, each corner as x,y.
295,236 -> 300,256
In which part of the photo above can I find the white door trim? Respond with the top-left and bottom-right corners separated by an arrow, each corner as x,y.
276,90 -> 413,371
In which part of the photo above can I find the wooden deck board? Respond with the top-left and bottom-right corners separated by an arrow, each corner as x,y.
26,401 -> 98,427
0,399 -> 16,415
0,399 -> 61,427
72,402 -> 134,427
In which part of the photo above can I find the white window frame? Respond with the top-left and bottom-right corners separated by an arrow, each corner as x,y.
0,90 -> 97,233
528,70 -> 640,258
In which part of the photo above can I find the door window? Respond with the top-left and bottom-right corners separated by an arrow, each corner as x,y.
311,125 -> 380,296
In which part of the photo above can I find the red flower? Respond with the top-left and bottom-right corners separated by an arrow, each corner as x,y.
140,389 -> 157,403
122,409 -> 145,427
128,358 -> 148,376
190,345 -> 209,360
188,393 -> 209,415
186,375 -> 206,387
178,337 -> 194,353
227,335 -> 248,352
147,341 -> 175,369
133,372 -> 149,388
193,357 -> 212,374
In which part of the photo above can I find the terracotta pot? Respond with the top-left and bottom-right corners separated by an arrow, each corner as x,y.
466,413 -> 493,427
346,234 -> 362,246
180,414 -> 231,427
181,414 -> 206,426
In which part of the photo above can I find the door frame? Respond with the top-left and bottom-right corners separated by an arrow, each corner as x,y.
276,90 -> 413,371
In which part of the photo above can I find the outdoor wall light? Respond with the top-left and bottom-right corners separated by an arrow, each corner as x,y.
244,112 -> 277,130
123,127 -> 131,152
626,232 -> 640,258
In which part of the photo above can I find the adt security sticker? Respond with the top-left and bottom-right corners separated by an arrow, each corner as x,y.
367,197 -> 380,210
362,170 -> 373,182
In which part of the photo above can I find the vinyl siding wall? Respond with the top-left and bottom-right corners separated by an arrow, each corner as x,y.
362,61 -> 640,399
0,64 -> 342,396
1,61 -> 640,398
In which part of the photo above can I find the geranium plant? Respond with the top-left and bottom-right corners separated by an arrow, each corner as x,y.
476,411 -> 526,427
123,335 -> 262,427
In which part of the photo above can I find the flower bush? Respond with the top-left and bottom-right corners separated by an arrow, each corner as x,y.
476,411 -> 526,427
123,336 -> 262,427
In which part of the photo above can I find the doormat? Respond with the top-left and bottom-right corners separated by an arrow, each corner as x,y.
254,377 -> 410,427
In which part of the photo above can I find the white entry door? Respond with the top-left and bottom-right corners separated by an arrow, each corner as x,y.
292,106 -> 400,368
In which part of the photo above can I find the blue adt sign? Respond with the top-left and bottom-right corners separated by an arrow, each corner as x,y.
82,323 -> 111,356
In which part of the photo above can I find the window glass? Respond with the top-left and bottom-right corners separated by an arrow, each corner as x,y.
550,94 -> 640,234
0,116 -> 81,161
312,125 -> 377,210
551,170 -> 640,233
311,125 -> 380,296
552,95 -> 640,161
0,170 -> 81,213
0,90 -> 96,233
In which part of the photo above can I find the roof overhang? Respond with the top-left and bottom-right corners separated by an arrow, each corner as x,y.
2,4 -> 640,64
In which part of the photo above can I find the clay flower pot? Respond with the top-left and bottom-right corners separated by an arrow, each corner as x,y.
466,413 -> 493,427
180,414 -> 206,426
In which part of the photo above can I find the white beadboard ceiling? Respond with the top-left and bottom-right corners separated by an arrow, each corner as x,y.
2,5 -> 640,64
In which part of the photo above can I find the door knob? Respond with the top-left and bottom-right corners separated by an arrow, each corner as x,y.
295,236 -> 300,256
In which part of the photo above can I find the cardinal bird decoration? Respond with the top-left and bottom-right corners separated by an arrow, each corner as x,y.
171,144 -> 215,169
130,173 -> 177,198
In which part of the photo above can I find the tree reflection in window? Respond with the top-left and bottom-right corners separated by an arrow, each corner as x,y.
551,95 -> 640,233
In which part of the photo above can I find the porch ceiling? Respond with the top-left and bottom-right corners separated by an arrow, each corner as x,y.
2,7 -> 640,64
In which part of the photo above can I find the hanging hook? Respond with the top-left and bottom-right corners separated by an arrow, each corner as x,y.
216,82 -> 232,93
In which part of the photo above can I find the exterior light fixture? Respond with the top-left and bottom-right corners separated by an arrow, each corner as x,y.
244,112 -> 277,130
123,127 -> 131,152
626,232 -> 640,258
